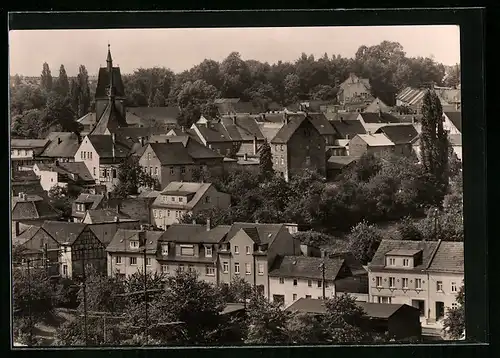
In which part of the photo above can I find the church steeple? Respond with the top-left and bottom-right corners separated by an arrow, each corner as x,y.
106,43 -> 113,72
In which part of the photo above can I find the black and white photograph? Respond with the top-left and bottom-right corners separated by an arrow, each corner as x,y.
9,18 -> 469,347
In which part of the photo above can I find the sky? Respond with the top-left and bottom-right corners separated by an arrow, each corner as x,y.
9,26 -> 460,77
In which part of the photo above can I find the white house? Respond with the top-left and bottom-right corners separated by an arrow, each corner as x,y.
33,161 -> 95,192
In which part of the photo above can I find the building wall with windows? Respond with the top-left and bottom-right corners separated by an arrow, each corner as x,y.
427,272 -> 463,322
74,137 -> 100,181
107,252 -> 160,278
269,276 -> 336,307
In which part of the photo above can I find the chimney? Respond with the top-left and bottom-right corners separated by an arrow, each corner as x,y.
243,153 -> 248,161
22,193 -> 27,201
111,133 -> 116,158
253,136 -> 257,155
114,216 -> 119,223
18,192 -> 23,199
262,114 -> 266,121
55,160 -> 59,167
367,130 -> 372,135
232,116 -> 236,125
206,218 -> 211,231
138,230 -> 146,247
192,219 -> 196,225
57,137 -> 62,145
346,134 -> 350,140
181,126 -> 185,133
165,138 -> 170,144
283,113 -> 289,124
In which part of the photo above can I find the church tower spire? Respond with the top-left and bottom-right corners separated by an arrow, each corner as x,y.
106,43 -> 113,72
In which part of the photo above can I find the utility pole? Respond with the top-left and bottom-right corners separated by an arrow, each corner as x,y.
81,248 -> 89,346
26,258 -> 33,346
433,208 -> 439,241
320,250 -> 326,300
43,243 -> 48,276
140,233 -> 148,345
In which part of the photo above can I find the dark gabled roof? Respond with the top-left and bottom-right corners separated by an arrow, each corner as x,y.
106,229 -> 165,254
191,225 -> 232,244
11,197 -> 60,221
330,119 -> 367,138
12,170 -> 39,182
161,224 -> 208,243
368,239 -> 439,272
13,225 -> 41,246
193,123 -> 233,143
87,134 -> 132,158
359,112 -> 400,124
270,116 -> 307,144
215,101 -> 261,115
283,113 -> 335,137
127,107 -> 180,125
35,162 -> 94,182
41,221 -> 88,245
375,124 -> 419,145
74,193 -> 105,207
96,67 -> 125,98
38,132 -> 81,158
269,255 -> 346,281
444,112 -> 462,133
84,209 -> 133,224
153,182 -> 219,210
427,241 -> 464,273
90,101 -> 128,135
115,126 -> 162,138
220,115 -> 265,141
224,222 -> 285,245
165,136 -> 223,160
77,112 -> 96,126
147,142 -> 195,166
327,156 -> 360,170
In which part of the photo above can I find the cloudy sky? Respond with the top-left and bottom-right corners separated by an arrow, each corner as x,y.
9,26 -> 460,76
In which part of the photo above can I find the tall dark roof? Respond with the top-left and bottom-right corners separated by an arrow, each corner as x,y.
84,209 -> 133,224
427,241 -> 464,273
284,113 -> 336,137
74,193 -> 105,206
161,224 -> 208,243
271,116 -> 307,144
192,123 -> 233,143
330,119 -> 367,139
375,124 -> 419,144
87,135 -> 132,158
220,115 -> 265,141
224,222 -> 286,245
90,101 -> 128,135
444,112 -> 462,133
11,196 -> 60,221
106,229 -> 165,254
127,107 -> 180,125
269,255 -> 346,281
147,142 -> 195,165
164,136 -> 223,160
11,139 -> 49,149
35,162 -> 94,183
96,67 -> 125,98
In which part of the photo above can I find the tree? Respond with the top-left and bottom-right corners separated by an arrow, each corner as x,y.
284,312 -> 326,344
245,291 -> 291,344
444,64 -> 460,88
40,62 -> 53,92
294,231 -> 349,251
347,221 -> 382,265
69,79 -> 80,114
47,186 -> 72,219
10,83 -> 47,115
176,79 -> 218,127
443,283 -> 465,339
323,294 -> 370,343
419,90 -> 449,205
283,73 -> 301,105
396,216 -> 424,241
220,52 -> 251,99
45,92 -> 81,134
220,276 -> 253,304
11,109 -> 47,139
112,156 -> 159,198
151,88 -> 166,107
55,64 -> 70,97
258,139 -> 273,180
77,65 -> 91,117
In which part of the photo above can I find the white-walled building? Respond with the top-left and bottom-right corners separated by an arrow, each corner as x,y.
33,161 -> 95,192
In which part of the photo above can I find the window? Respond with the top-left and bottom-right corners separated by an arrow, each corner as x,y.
130,241 -> 139,249
389,258 -> 396,266
223,262 -> 229,273
181,166 -> 186,174
180,245 -> 194,256
171,196 -> 175,201
205,246 -> 212,257
146,258 -> 152,266
188,265 -> 194,272
305,295 -> 311,299
245,263 -> 251,275
258,263 -> 264,275
175,211 -> 179,218
93,167 -> 96,176
149,167 -> 152,174
437,281 -> 443,292
292,294 -> 297,301
159,210 -> 163,218
83,152 -> 87,159
293,279 -> 298,286
402,278 -> 409,289
90,152 -> 92,159
116,256 -> 122,264
167,210 -> 170,217
279,277 -> 284,284
205,196 -> 211,203
305,156 -> 311,166
153,210 -> 158,218
80,151 -> 84,159
112,169 -> 116,178
307,280 -> 312,287
280,157 -> 284,165
63,264 -> 68,276
206,265 -> 215,276
246,246 -> 251,255
234,263 -> 240,274
130,257 -> 137,265
451,282 -> 457,292
325,281 -> 329,288
451,303 -> 458,309
147,153 -> 151,160
280,145 -> 284,151
415,278 -> 422,289
377,296 -> 392,304
179,197 -> 183,202
389,277 -> 396,288
234,246 -> 239,254
170,167 -> 174,175
376,276 -> 383,287
178,264 -> 185,272
317,280 -> 322,288
161,264 -> 169,273
403,258 -> 409,267
154,167 -> 158,175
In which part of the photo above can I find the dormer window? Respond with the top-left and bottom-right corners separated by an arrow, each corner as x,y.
205,246 -> 212,257
130,241 -> 139,249
389,258 -> 396,266
161,244 -> 169,255
147,153 -> 151,160
403,258 -> 409,267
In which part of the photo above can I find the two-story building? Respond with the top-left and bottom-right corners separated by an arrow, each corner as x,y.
33,161 -> 95,193
151,182 -> 231,229
71,193 -> 106,222
270,115 -> 326,181
348,133 -> 395,157
337,73 -> 372,105
217,222 -> 303,298
138,141 -> 196,190
367,239 -> 464,337
36,132 -> 82,164
10,139 -> 49,171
